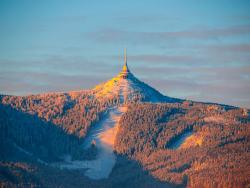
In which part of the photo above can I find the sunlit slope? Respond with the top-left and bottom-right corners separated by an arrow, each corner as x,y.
92,70 -> 176,103
115,102 -> 250,187
57,106 -> 127,180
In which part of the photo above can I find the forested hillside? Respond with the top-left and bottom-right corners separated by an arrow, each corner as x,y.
1,91 -> 249,187
0,91 -> 118,162
115,102 -> 250,187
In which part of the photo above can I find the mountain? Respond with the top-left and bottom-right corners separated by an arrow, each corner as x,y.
115,103 -> 250,187
92,56 -> 174,103
0,51 -> 249,188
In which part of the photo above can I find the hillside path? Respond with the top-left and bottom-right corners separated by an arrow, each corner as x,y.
57,106 -> 127,180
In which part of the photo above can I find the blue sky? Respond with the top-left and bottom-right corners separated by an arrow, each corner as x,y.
0,0 -> 250,108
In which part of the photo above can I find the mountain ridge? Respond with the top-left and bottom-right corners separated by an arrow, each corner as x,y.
0,51 -> 249,187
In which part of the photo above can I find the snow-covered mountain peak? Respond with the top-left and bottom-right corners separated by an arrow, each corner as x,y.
92,50 -> 167,103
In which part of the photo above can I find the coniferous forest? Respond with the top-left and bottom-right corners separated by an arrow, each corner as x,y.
0,92 -> 249,187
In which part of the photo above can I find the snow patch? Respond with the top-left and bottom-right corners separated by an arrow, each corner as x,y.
93,71 -> 165,103
168,131 -> 193,149
56,106 -> 127,180
168,131 -> 203,150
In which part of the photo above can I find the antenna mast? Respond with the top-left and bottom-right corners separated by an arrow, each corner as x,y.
124,48 -> 127,66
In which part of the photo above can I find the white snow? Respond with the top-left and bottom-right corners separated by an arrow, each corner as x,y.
168,131 -> 193,149
168,131 -> 203,149
56,106 -> 127,180
93,71 -> 165,103
53,64 -> 165,179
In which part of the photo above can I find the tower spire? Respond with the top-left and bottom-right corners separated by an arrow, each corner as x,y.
124,48 -> 127,67
119,48 -> 130,78
122,48 -> 129,72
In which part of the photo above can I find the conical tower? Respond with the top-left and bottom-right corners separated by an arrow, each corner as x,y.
119,48 -> 131,78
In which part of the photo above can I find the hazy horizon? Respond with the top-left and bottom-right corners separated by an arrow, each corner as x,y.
1,0 -> 250,108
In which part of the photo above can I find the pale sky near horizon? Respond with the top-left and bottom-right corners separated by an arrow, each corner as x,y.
0,0 -> 250,108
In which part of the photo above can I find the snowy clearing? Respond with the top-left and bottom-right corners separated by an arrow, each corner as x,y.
56,106 -> 127,180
